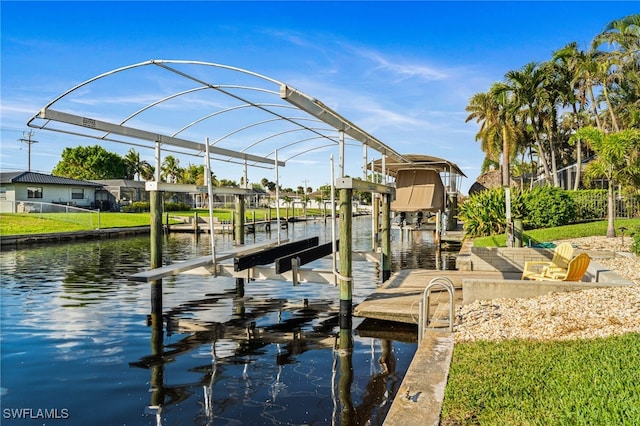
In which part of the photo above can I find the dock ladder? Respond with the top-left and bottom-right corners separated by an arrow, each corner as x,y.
418,277 -> 455,344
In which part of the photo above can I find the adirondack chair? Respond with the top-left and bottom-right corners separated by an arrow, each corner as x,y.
528,253 -> 591,282
521,242 -> 574,280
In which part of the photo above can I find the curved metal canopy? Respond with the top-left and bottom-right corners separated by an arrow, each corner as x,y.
369,154 -> 466,178
27,59 -> 410,172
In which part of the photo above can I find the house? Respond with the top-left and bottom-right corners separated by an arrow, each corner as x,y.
91,179 -> 148,211
0,171 -> 104,213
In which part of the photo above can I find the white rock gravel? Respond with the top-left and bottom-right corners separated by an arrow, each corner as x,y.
455,236 -> 640,342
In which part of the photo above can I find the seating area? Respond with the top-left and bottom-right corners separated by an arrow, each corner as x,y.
523,251 -> 591,282
521,242 -> 574,280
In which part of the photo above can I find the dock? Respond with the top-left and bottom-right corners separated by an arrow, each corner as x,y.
354,268 -> 521,426
354,269 -> 520,324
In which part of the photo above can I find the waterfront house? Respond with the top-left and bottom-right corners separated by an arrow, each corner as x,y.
0,171 -> 103,213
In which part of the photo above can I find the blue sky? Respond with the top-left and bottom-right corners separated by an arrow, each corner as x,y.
1,1 -> 637,194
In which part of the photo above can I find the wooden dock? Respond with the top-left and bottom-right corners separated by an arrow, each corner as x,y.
354,269 -> 521,325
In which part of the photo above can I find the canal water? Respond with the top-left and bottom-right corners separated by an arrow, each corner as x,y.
0,217 -> 456,425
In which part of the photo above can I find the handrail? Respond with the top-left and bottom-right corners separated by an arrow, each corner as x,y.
418,277 -> 455,343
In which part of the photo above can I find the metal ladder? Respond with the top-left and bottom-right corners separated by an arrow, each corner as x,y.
418,277 -> 455,344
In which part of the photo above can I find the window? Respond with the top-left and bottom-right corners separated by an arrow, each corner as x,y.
27,187 -> 43,199
0,186 -> 5,200
71,188 -> 84,200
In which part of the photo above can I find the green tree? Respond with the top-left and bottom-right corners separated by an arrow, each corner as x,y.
123,148 -> 151,181
571,127 -> 640,237
218,179 -> 238,187
182,164 -> 205,185
52,145 -> 127,180
503,62 -> 554,184
161,155 -> 182,183
465,91 -> 502,173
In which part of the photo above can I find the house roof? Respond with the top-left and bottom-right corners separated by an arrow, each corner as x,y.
91,179 -> 146,188
0,171 -> 103,187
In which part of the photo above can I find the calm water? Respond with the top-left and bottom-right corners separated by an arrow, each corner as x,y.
0,217 -> 456,425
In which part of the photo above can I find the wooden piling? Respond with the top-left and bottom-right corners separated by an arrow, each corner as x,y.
150,190 -> 163,269
372,194 -> 380,247
338,328 -> 354,424
338,188 -> 353,329
234,194 -> 245,246
381,193 -> 391,282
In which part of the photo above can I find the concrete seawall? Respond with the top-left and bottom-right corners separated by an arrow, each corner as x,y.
0,227 -> 150,250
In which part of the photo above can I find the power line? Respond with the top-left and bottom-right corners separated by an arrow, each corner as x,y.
18,130 -> 39,172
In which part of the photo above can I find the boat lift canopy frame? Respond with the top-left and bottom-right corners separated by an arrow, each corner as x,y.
27,59 -> 409,177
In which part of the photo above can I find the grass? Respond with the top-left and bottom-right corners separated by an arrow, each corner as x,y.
447,218 -> 640,425
473,218 -> 640,247
441,334 -> 640,425
0,208 -> 328,236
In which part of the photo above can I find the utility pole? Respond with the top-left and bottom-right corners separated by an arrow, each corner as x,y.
18,130 -> 38,171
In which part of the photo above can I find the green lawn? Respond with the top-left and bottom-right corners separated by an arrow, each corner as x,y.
473,218 -> 640,247
0,207 -> 328,236
441,334 -> 640,425
446,218 -> 640,425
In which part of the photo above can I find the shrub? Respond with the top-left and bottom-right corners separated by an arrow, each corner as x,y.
521,186 -> 576,229
164,202 -> 191,212
459,187 -> 508,237
631,227 -> 640,256
122,201 -> 150,213
460,186 -> 576,238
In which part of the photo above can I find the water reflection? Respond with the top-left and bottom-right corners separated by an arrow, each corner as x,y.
133,300 -> 403,425
1,217 -> 455,425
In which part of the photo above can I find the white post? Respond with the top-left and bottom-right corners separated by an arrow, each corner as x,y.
339,130 -> 345,178
330,155 -> 337,286
154,142 -> 161,182
362,145 -> 368,181
275,150 -> 281,244
382,154 -> 386,184
205,137 -> 216,264
243,160 -> 248,189
505,186 -> 512,247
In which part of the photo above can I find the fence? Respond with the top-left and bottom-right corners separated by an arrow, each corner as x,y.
571,191 -> 640,221
0,200 -> 101,229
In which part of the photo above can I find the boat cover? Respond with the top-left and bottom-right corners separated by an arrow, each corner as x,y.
391,169 -> 444,212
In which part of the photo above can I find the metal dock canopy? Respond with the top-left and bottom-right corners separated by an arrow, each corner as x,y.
369,153 -> 466,196
26,59 -> 411,176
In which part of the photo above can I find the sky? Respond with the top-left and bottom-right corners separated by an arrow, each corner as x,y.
1,1 -> 638,194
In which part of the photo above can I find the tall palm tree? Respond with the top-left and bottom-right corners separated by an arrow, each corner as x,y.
161,155 -> 181,183
553,43 -> 592,189
123,148 -> 151,181
571,127 -> 640,237
504,62 -> 554,184
489,83 -> 521,186
465,92 -> 502,174
593,14 -> 640,83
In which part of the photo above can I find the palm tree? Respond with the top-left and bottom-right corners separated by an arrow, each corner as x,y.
465,92 -> 502,175
571,127 -> 640,237
161,155 -> 181,183
553,43 -> 593,189
593,14 -> 640,86
488,83 -> 521,186
140,163 -> 155,181
123,148 -> 151,181
592,15 -> 640,131
503,62 -> 554,184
